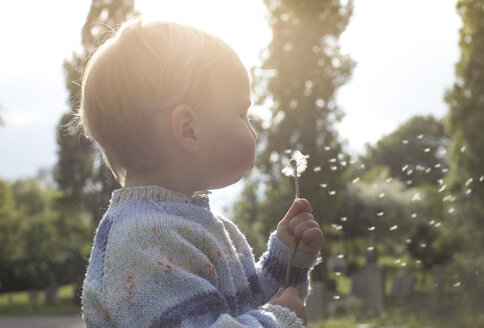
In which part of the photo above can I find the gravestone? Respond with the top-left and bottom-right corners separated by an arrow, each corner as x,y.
390,274 -> 415,301
306,281 -> 325,322
351,250 -> 384,315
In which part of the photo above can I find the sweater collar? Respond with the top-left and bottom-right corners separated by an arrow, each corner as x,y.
110,185 -> 211,210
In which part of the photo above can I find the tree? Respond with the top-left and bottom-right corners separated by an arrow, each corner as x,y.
0,179 -> 24,293
443,0 -> 484,316
445,0 -> 484,202
233,0 -> 354,283
363,115 -> 448,187
55,0 -> 138,222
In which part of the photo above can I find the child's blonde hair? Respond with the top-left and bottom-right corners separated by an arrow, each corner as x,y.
78,17 -> 245,185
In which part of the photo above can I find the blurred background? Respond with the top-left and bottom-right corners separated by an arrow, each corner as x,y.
0,0 -> 483,327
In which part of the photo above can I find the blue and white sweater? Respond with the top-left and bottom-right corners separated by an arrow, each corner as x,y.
82,185 -> 320,327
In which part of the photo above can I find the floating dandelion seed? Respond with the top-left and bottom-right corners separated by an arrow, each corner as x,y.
313,166 -> 321,172
435,163 -> 441,168
417,134 -> 424,139
449,208 -> 455,214
329,158 -> 337,163
424,148 -> 431,153
466,189 -> 472,195
335,272 -> 341,276
352,177 -> 360,183
328,190 -> 336,196
377,211 -> 384,217
425,167 -> 432,173
465,178 -> 473,186
330,166 -> 338,171
402,139 -> 409,144
337,254 -> 344,259
435,222 -> 441,228
333,295 -> 341,300
368,226 -> 376,231
389,225 -> 398,231
438,185 -> 447,193
401,262 -> 407,267
340,217 -> 348,222
386,177 -> 393,183
480,175 -> 484,182
411,213 -> 417,218
402,165 -> 409,172
324,146 -> 331,151
461,146 -> 466,152
453,282 -> 461,288
437,179 -> 444,185
320,183 -> 328,188
406,239 -> 412,243
367,246 -> 374,251
412,193 -> 421,202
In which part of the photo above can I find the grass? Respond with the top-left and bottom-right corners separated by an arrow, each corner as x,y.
0,284 -> 81,316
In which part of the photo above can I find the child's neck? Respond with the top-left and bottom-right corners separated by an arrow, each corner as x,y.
124,171 -> 196,197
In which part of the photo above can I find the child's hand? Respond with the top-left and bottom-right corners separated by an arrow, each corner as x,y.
269,287 -> 307,326
277,198 -> 323,255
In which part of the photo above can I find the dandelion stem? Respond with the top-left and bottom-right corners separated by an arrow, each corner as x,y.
290,160 -> 300,198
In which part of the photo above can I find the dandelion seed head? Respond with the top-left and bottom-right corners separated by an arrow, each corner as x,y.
282,150 -> 308,177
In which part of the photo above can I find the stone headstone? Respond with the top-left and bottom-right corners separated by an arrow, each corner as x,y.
306,281 -> 325,322
390,274 -> 415,300
351,262 -> 385,315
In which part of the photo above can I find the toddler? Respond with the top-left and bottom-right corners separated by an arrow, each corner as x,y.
80,17 -> 323,328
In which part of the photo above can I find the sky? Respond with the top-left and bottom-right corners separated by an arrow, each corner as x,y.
0,0 -> 461,215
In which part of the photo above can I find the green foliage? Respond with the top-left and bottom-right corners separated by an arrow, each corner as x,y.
0,178 -> 92,292
363,115 -> 448,187
443,0 -> 484,319
445,0 -> 484,201
0,179 -> 24,292
0,283 -> 80,315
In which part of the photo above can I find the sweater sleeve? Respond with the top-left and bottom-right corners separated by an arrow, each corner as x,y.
83,214 -> 305,328
256,232 -> 321,303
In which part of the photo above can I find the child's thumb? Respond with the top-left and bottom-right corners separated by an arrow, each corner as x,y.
274,288 -> 284,298
280,198 -> 312,225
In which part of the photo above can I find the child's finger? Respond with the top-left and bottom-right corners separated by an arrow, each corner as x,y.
293,219 -> 320,239
279,198 -> 312,226
288,211 -> 315,233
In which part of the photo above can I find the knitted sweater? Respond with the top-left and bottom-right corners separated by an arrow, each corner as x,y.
82,185 -> 320,328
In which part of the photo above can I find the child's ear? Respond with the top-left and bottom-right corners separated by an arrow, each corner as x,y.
170,104 -> 199,153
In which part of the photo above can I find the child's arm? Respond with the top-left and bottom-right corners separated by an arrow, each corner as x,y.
256,198 -> 323,303
84,214 -> 305,328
